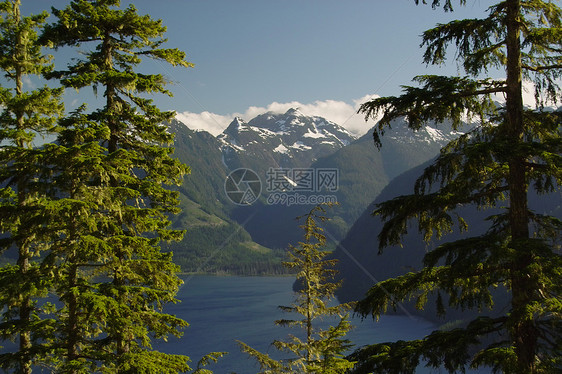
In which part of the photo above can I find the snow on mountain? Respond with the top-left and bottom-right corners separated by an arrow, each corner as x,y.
273,143 -> 289,154
384,117 -> 465,145
218,108 -> 356,171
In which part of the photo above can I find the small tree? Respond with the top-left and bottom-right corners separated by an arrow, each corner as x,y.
238,204 -> 355,373
351,1 -> 561,373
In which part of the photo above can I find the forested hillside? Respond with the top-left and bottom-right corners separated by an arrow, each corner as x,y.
161,113 -> 462,273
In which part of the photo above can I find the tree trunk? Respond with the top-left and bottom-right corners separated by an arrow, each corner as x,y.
67,262 -> 79,374
17,253 -> 32,374
505,0 -> 537,372
14,1 -> 32,371
101,31 -> 129,364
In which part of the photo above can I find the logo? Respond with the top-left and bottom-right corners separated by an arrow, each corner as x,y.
224,167 -> 339,206
224,168 -> 261,205
265,168 -> 338,193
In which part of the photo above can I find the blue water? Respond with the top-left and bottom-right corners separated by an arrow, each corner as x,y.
155,275 -> 487,374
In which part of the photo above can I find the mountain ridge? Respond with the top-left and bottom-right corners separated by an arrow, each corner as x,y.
217,108 -> 357,174
166,110 -> 469,272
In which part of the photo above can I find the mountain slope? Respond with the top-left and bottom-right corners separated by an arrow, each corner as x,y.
168,119 -> 230,217
166,113 -> 471,273
331,161 -> 562,323
165,120 -> 287,274
232,117 -> 466,249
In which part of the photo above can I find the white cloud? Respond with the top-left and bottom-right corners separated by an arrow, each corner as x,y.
175,95 -> 381,137
23,76 -> 35,89
176,81 -> 559,138
520,80 -> 558,108
175,111 -> 233,137
492,80 -> 554,109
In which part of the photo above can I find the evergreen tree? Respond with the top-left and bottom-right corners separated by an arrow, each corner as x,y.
0,1 -> 63,372
351,0 -> 561,373
40,0 -> 193,372
238,204 -> 355,373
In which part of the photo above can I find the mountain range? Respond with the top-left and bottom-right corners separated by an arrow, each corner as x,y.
166,104 -> 561,327
218,108 -> 355,173
165,108 -> 466,273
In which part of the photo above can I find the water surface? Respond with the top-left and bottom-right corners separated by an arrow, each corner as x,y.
156,275 -> 446,373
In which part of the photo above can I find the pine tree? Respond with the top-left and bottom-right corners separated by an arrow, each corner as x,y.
0,1 -> 64,372
238,204 -> 355,373
39,0 -> 193,372
351,1 -> 561,373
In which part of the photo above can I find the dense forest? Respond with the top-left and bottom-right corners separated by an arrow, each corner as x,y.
0,0 -> 560,373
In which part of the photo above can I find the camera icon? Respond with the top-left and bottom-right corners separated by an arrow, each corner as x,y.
224,168 -> 262,206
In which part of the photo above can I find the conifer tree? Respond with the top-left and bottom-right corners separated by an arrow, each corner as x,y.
0,1 -> 63,372
238,204 -> 355,373
351,1 -> 561,373
40,0 -> 193,372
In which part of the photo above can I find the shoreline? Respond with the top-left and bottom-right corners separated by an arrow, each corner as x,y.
177,271 -> 296,277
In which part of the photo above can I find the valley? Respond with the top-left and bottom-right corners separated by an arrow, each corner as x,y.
165,108 -> 466,274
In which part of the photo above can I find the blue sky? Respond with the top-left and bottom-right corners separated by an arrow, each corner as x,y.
23,0 -> 497,136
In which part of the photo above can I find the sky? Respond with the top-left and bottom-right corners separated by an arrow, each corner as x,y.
22,0 -> 502,137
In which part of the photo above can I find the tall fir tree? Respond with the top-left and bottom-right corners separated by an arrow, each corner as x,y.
40,0 -> 193,372
0,0 -> 64,372
351,0 -> 561,373
238,204 -> 355,374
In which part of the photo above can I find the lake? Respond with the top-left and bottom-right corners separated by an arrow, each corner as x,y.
155,275 -> 488,373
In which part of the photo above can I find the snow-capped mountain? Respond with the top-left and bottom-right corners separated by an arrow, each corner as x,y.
166,112 -> 471,272
235,116 -> 469,250
383,117 -> 465,146
372,117 -> 468,180
218,108 -> 356,173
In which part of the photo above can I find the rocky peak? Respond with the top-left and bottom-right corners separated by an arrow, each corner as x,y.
218,109 -> 357,171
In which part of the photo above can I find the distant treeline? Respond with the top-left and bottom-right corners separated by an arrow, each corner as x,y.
167,223 -> 291,275
191,261 -> 293,276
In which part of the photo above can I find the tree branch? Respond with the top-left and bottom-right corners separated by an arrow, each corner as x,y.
522,63 -> 562,72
